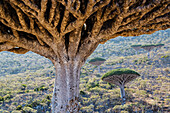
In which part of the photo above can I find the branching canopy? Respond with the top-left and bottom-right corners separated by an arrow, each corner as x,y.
131,44 -> 142,47
89,57 -> 106,66
0,0 -> 169,62
141,44 -> 157,51
102,68 -> 140,86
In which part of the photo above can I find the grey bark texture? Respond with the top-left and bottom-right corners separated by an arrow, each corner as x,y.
120,85 -> 126,105
0,0 -> 169,112
52,61 -> 81,112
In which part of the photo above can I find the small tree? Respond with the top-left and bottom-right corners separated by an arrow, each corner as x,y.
102,68 -> 140,105
153,43 -> 164,58
154,43 -> 164,52
141,44 -> 156,58
155,44 -> 164,48
89,57 -> 106,73
131,45 -> 141,55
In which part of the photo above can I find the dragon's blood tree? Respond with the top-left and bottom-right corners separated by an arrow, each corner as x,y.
0,0 -> 169,112
155,43 -> 165,50
141,44 -> 156,58
102,68 -> 140,105
89,57 -> 106,73
131,44 -> 141,55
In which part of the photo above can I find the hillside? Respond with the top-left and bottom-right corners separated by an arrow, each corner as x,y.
0,29 -> 169,113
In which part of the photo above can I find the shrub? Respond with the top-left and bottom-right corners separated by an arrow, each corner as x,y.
0,96 -> 4,101
46,95 -> 51,100
12,111 -> 22,113
31,100 -> 40,107
25,90 -> 29,93
34,85 -> 48,92
39,86 -> 48,91
21,84 -> 27,90
16,105 -> 22,110
80,91 -> 86,96
22,107 -> 37,113
4,94 -> 13,100
34,87 -> 40,92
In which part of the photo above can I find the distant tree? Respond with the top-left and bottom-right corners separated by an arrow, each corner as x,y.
89,57 -> 106,73
153,43 -> 164,58
155,44 -> 164,48
131,45 -> 141,55
141,44 -> 156,58
154,43 -> 164,52
0,0 -> 169,112
102,68 -> 140,105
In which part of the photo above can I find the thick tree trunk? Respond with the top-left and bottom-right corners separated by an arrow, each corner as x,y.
120,85 -> 126,105
51,60 -> 82,113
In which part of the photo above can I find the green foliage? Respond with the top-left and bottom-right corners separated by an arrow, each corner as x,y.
89,57 -> 106,63
80,91 -> 86,96
0,96 -> 4,101
141,44 -> 156,47
34,87 -> 40,92
154,43 -> 164,46
4,94 -> 13,100
25,90 -> 29,93
11,111 -> 22,113
161,55 -> 169,58
46,95 -> 51,100
21,84 -> 27,90
133,57 -> 149,64
34,85 -> 48,92
131,45 -> 141,47
16,105 -> 22,110
22,107 -> 37,113
31,100 -> 40,107
87,80 -> 99,90
102,68 -> 140,80
21,84 -> 27,88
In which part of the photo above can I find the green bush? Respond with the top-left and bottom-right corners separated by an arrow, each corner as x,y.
0,96 -> 4,101
22,107 -> 37,113
80,91 -> 86,95
4,94 -> 13,100
21,84 -> 27,90
46,95 -> 51,100
31,100 -> 40,107
25,104 -> 32,108
34,87 -> 40,92
25,90 -> 29,93
11,111 -> 22,113
16,105 -> 22,110
161,55 -> 169,58
87,81 -> 99,90
34,85 -> 48,92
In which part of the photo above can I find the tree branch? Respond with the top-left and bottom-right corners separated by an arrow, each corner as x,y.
0,30 -> 56,60
8,47 -> 29,54
97,0 -> 170,43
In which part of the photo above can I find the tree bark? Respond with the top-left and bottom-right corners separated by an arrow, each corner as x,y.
120,85 -> 126,105
52,60 -> 82,113
98,66 -> 100,74
147,52 -> 150,59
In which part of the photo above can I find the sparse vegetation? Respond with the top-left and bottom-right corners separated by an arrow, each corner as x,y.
0,30 -> 169,112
